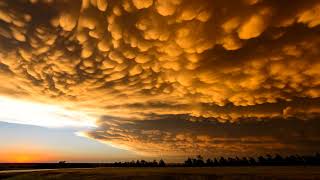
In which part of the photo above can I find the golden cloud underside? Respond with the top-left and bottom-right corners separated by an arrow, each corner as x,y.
0,0 -> 320,155
84,116 -> 320,156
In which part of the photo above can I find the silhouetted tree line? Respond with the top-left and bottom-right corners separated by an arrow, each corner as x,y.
0,160 -> 166,170
2,153 -> 320,170
55,159 -> 167,168
110,159 -> 166,167
184,153 -> 320,167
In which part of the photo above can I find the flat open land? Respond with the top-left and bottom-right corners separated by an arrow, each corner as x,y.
1,167 -> 320,180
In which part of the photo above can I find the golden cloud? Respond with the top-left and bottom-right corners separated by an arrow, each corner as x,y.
0,0 -> 320,155
82,115 -> 320,156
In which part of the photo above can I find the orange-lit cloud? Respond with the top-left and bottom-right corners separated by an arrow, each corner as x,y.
82,115 -> 320,156
0,0 -> 320,156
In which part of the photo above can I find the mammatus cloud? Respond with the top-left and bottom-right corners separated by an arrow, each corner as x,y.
0,0 -> 320,156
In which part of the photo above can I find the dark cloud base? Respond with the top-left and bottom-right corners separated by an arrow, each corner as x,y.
84,115 -> 320,156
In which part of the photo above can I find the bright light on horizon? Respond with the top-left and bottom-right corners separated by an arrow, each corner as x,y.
0,96 -> 97,128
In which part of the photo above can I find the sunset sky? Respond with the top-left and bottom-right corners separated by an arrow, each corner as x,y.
0,0 -> 320,163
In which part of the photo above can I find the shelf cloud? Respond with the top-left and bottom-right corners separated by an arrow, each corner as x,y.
83,115 -> 320,156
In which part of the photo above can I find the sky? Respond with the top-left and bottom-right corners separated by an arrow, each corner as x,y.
0,0 -> 320,162
0,121 -> 137,163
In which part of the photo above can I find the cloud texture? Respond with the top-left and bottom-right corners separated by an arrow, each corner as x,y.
84,115 -> 320,156
0,0 -> 320,156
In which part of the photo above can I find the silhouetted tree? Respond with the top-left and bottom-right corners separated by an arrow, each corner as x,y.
136,160 -> 141,167
219,157 -> 227,166
140,160 -> 146,166
184,158 -> 193,166
152,160 -> 158,167
249,157 -> 257,165
258,156 -> 266,165
213,158 -> 220,166
241,157 -> 250,166
159,159 -> 166,167
206,158 -> 214,166
273,154 -> 284,165
196,155 -> 205,166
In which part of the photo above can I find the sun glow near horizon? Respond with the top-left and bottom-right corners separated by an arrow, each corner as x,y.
0,144 -> 59,163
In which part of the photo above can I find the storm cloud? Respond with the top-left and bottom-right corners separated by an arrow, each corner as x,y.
83,115 -> 320,156
0,0 -> 320,156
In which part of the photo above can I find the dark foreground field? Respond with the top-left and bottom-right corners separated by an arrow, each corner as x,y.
1,167 -> 320,180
